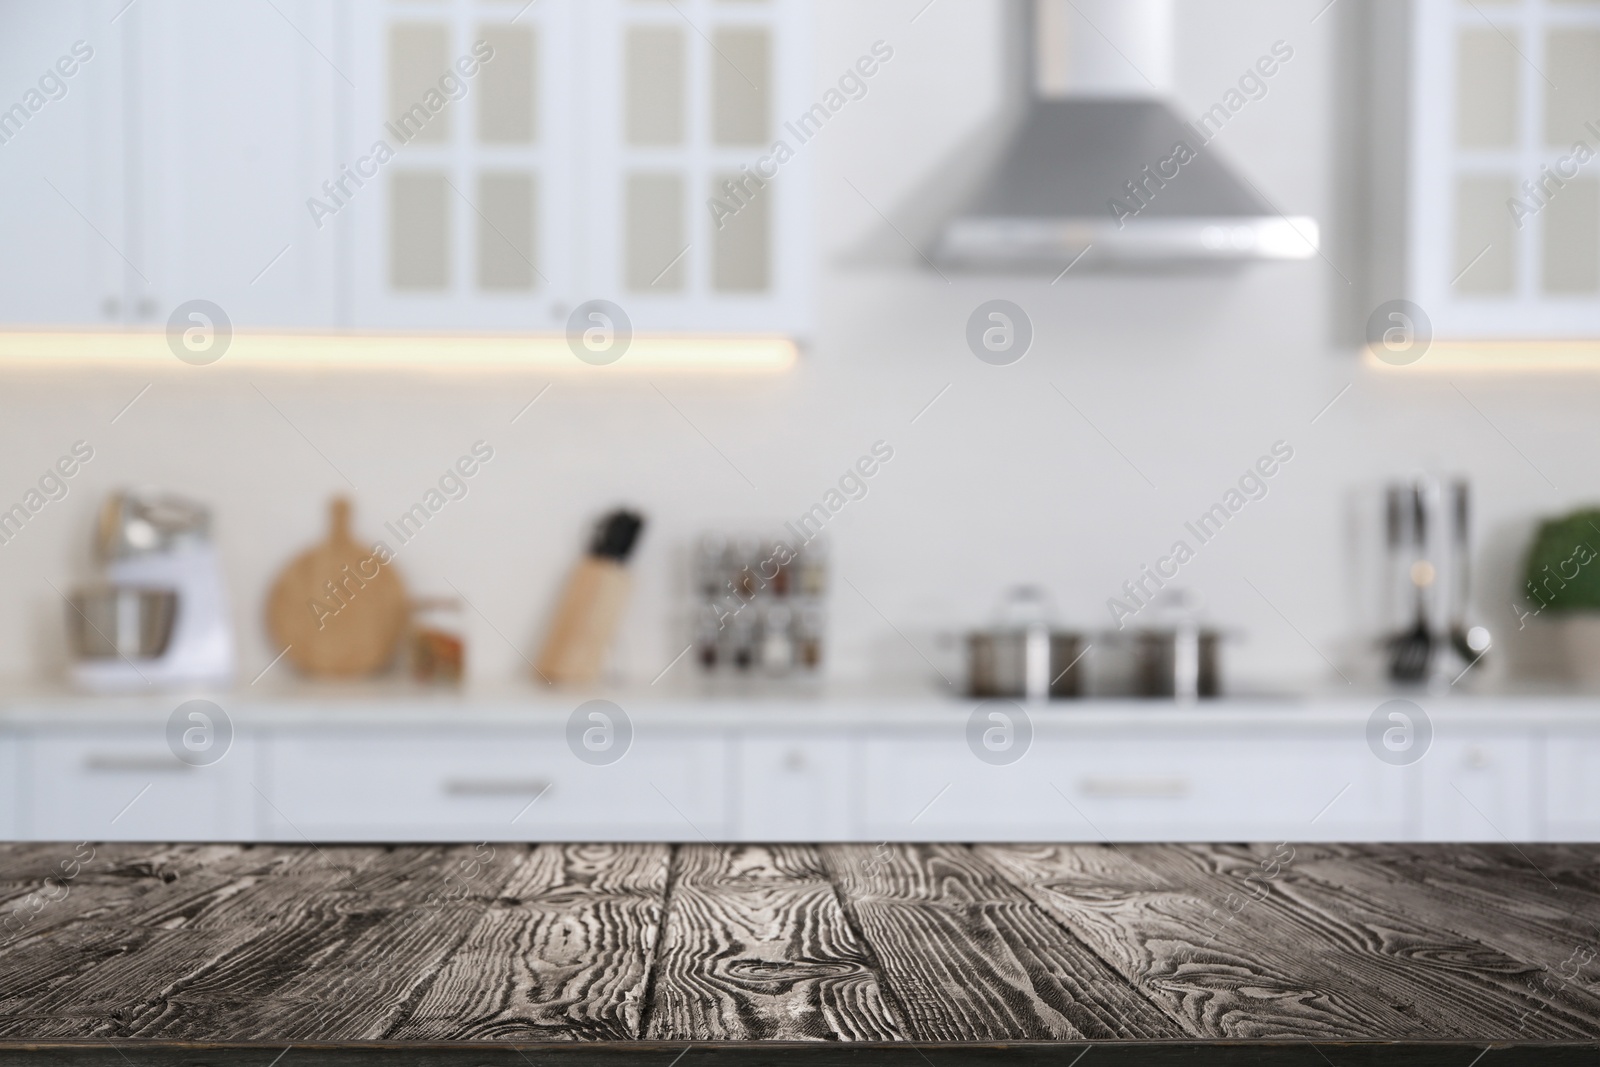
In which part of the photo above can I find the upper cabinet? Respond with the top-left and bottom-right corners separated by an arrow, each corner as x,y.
0,0 -> 812,337
1375,0 -> 1600,340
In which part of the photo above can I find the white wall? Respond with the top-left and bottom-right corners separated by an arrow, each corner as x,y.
0,0 -> 1593,693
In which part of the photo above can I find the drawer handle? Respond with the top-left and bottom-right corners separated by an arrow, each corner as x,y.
442,778 -> 552,798
1079,776 -> 1189,799
84,755 -> 190,773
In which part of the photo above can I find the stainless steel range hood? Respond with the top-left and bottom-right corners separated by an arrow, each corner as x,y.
933,0 -> 1318,271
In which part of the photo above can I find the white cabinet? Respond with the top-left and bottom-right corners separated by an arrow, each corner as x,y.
1544,731 -> 1600,840
0,735 -> 16,837
341,0 -> 811,334
0,4 -> 130,326
1371,0 -> 1600,342
735,734 -> 853,840
1418,731 -> 1538,841
0,1 -> 342,328
0,0 -> 813,335
129,0 -> 342,328
259,727 -> 729,841
23,730 -> 254,841
340,0 -> 580,331
0,702 -> 1587,843
860,728 -> 1410,842
859,725 -> 1068,841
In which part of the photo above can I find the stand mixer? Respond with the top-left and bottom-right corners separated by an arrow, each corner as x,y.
67,491 -> 235,691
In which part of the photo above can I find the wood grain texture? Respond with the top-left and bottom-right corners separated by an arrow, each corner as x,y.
982,842 -> 1600,1042
6,1042 -> 1600,1067
1328,842 -> 1600,951
1,844 -> 501,1041
1156,844 -> 1600,1041
645,844 -> 904,1042
0,844 -> 298,1037
267,497 -> 408,679
3,842 -> 1600,1052
1283,844 -> 1600,1036
390,843 -> 669,1041
979,842 -> 1433,1040
822,843 -> 1181,1041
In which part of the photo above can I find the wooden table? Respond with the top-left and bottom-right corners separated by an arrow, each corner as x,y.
2,842 -> 1599,1065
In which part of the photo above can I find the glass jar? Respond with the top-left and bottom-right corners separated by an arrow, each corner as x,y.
410,597 -> 464,685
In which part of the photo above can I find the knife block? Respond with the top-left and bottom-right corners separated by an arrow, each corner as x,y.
535,557 -> 632,685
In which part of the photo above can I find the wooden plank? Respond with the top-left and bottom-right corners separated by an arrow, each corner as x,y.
0,843 -> 252,942
0,844 -> 300,1038
5,841 -> 1600,1051
1288,844 -> 1600,976
0,844 -> 375,1039
133,844 -> 524,1040
644,844 -> 905,1042
1335,842 -> 1600,949
1121,844 -> 1600,1041
6,1040 -> 1600,1067
822,843 -> 1181,1042
0,845 -> 504,1041
980,842 -> 1437,1040
1239,843 -> 1600,1039
388,843 -> 670,1041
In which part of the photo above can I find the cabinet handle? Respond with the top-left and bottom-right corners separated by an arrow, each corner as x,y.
84,755 -> 190,773
1078,776 -> 1189,799
442,778 -> 552,798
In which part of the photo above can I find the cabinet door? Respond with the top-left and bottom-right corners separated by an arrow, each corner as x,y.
1545,731 -> 1600,840
1418,732 -> 1537,841
341,0 -> 810,335
0,734 -> 17,837
862,727 -> 1412,842
131,0 -> 340,328
259,727 -> 728,841
1408,0 -> 1600,339
24,730 -> 255,841
0,1 -> 341,329
578,0 -> 812,334
342,0 -> 579,330
0,3 -> 128,325
735,735 -> 852,841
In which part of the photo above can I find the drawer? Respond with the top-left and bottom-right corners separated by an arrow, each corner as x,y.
1544,730 -> 1600,840
735,735 -> 852,840
1419,732 -> 1536,841
25,730 -> 254,841
861,727 -> 1411,841
0,735 -> 16,837
260,728 -> 728,841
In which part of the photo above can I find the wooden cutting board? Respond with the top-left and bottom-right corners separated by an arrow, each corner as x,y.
266,498 -> 408,678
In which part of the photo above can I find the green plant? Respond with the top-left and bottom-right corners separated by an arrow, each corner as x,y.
1524,509 -> 1600,612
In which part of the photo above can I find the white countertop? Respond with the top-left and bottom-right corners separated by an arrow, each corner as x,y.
2,679 -> 1599,729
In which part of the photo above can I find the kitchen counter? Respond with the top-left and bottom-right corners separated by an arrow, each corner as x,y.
4,687 -> 1600,728
1,842 -> 1598,1065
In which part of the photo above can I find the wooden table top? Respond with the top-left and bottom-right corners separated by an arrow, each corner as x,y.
2,842 -> 1599,1065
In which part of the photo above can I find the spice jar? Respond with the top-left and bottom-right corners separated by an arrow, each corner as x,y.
410,597 -> 464,685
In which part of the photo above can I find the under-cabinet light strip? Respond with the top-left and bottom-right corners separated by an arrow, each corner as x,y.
1364,341 -> 1600,370
0,330 -> 798,372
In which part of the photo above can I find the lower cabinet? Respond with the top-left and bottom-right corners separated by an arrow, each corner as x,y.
259,728 -> 729,841
3,712 -> 1593,842
22,730 -> 255,841
1544,730 -> 1600,840
0,737 -> 16,838
1419,732 -> 1539,841
859,728 -> 1412,842
734,734 -> 854,841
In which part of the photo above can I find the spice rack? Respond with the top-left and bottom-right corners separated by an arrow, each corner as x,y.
692,533 -> 826,677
